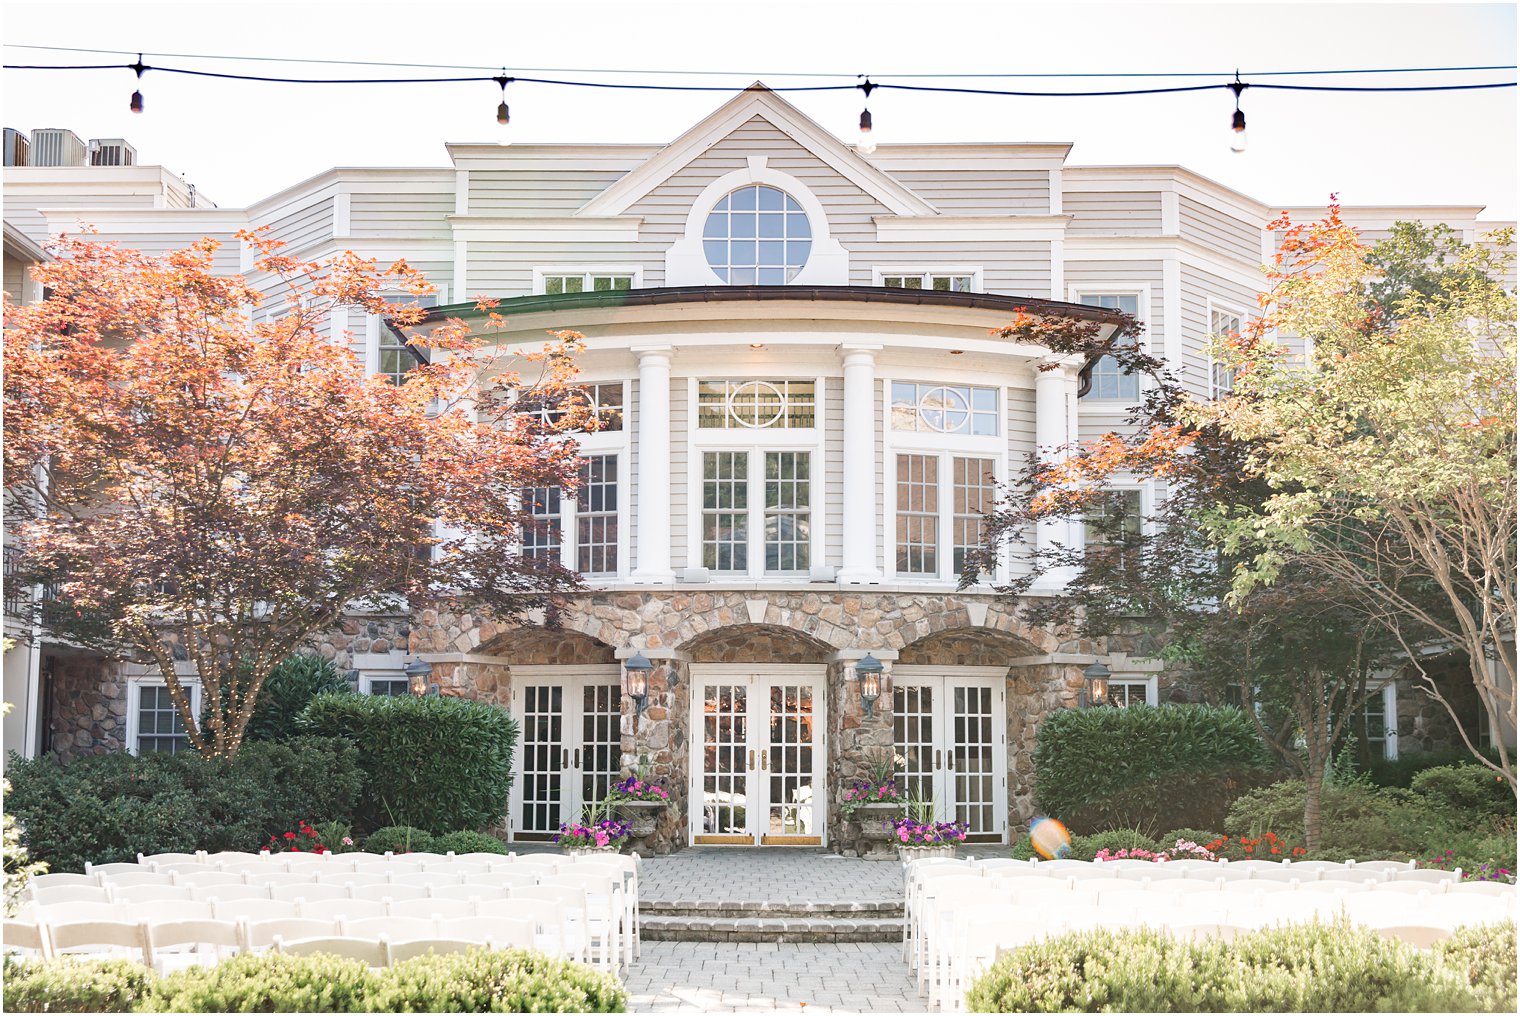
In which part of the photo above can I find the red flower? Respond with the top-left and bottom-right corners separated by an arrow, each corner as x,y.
283,832 -> 296,840
1243,846 -> 1253,854
1270,847 -> 1279,854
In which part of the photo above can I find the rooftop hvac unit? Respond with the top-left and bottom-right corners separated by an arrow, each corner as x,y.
3,128 -> 28,167
30,128 -> 88,167
89,138 -> 137,167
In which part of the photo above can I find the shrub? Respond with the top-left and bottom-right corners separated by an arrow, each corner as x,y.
4,737 -> 361,872
146,951 -> 379,1012
434,830 -> 508,855
1412,764 -> 1514,822
298,693 -> 518,834
1367,747 -> 1504,788
1161,828 -> 1226,850
2,955 -> 153,1012
364,825 -> 436,854
1435,922 -> 1517,1012
369,947 -> 627,1013
965,918 -> 1492,1012
1065,829 -> 1160,861
1225,779 -> 1457,860
216,654 -> 353,743
1032,704 -> 1275,834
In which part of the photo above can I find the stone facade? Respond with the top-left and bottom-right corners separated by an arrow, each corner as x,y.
45,652 -> 125,759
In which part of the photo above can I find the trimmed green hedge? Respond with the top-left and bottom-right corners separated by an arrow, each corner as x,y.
434,830 -> 509,855
966,919 -> 1514,1013
364,825 -> 436,854
3,949 -> 627,1013
298,693 -> 518,835
1367,748 -> 1504,788
1412,764 -> 1514,822
1032,704 -> 1275,833
4,737 -> 361,873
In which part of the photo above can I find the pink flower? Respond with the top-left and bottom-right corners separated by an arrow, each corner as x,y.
342,837 -> 354,846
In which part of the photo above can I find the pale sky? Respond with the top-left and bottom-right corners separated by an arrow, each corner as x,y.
4,0 -> 1516,220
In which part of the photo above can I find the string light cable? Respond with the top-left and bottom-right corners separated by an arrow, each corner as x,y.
2,54 -> 1513,152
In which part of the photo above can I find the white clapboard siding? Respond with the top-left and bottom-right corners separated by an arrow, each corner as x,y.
1064,190 -> 1164,235
1178,196 -> 1260,265
1005,384 -> 1037,577
887,169 -> 1050,214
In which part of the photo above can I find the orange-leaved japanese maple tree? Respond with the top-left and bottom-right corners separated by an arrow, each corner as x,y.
3,229 -> 593,759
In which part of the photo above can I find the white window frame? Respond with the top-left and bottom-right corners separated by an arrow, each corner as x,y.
1079,481 -> 1152,550
518,380 -> 632,580
1068,286 -> 1151,404
1108,675 -> 1159,707
873,266 -> 984,293
366,286 -> 446,378
532,266 -> 644,296
354,651 -> 410,696
1206,298 -> 1249,399
882,376 -> 1006,585
125,676 -> 202,756
1359,682 -> 1399,760
687,376 -> 826,579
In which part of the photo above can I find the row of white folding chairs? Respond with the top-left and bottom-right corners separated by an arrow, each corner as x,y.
28,878 -> 627,972
4,914 -> 542,971
917,881 -> 1514,1011
70,852 -> 565,878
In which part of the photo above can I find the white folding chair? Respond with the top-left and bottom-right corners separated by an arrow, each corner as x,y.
98,871 -> 174,889
239,917 -> 336,951
1167,860 -> 1229,874
951,912 -> 1047,1013
389,871 -> 464,888
271,884 -> 349,903
338,852 -> 390,868
349,883 -> 428,903
174,871 -> 247,890
436,915 -> 536,950
84,862 -> 146,878
1247,867 -> 1309,883
272,935 -> 388,967
1372,924 -> 1454,949
213,899 -> 300,924
388,898 -> 476,921
417,861 -> 490,876
316,899 -> 389,921
541,873 -> 622,971
503,855 -> 560,875
1284,859 -> 1354,877
205,850 -> 268,866
340,915 -> 435,941
1447,881 -> 1516,898
110,884 -> 192,904
46,920 -> 150,965
327,873 -> 390,888
31,873 -> 101,891
1123,866 -> 1190,881
280,854 -> 337,873
1299,879 -> 1378,894
1227,859 -> 1293,873
384,938 -> 478,964
33,885 -> 111,906
30,901 -> 120,925
150,861 -> 216,876
143,919 -> 242,973
566,854 -> 641,963
907,867 -> 982,965
1349,859 -> 1415,874
1030,859 -> 1094,871
510,888 -> 587,962
431,884 -> 512,903
1149,878 -> 1224,894
1206,865 -> 1258,881
3,919 -> 51,959
251,871 -> 327,888
1389,868 -> 1462,884
920,883 -> 1009,1008
193,884 -> 270,903
1372,882 -> 1443,896
141,901 -> 216,923
1096,858 -> 1164,871
470,871 -> 539,891
395,852 -> 449,865
353,859 -> 423,874
140,852 -> 204,867
449,852 -> 513,866
214,860 -> 278,877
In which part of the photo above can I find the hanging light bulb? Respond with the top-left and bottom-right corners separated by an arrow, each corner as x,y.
129,55 -> 146,114
494,74 -> 513,130
1229,75 -> 1247,154
857,77 -> 876,155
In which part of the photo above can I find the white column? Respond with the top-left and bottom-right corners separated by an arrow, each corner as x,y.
839,344 -> 882,584
630,346 -> 675,584
1033,358 -> 1081,589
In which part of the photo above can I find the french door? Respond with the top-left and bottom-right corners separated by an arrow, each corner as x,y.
893,668 -> 1009,842
689,666 -> 827,845
508,668 -> 623,840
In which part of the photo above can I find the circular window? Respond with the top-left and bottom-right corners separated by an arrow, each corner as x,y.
726,380 -> 786,428
702,185 -> 812,284
919,387 -> 971,432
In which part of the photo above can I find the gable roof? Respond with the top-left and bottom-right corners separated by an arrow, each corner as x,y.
577,83 -> 938,219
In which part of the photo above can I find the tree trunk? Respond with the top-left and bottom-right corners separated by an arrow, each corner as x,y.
1304,746 -> 1327,854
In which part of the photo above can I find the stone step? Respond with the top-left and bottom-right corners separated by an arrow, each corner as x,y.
642,899 -> 903,919
640,914 -> 904,943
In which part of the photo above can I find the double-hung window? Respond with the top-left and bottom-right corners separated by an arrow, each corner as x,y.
887,380 -> 1002,581
1108,678 -> 1157,707
1075,292 -> 1141,401
1356,684 -> 1399,760
1209,305 -> 1245,397
539,272 -> 637,295
879,270 -> 979,293
366,676 -> 411,697
516,381 -> 629,578
1083,487 -> 1144,559
376,294 -> 439,385
693,379 -> 822,577
128,679 -> 200,755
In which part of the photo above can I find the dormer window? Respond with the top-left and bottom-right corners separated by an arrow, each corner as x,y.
702,185 -> 812,284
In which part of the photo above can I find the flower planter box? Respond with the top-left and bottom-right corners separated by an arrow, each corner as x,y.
563,844 -> 622,856
613,800 -> 667,839
897,843 -> 960,863
853,802 -> 903,860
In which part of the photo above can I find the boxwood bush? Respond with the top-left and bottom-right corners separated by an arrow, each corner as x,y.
434,830 -> 509,855
2,949 -> 627,1013
965,919 -> 1506,1013
1411,764 -> 1514,822
364,825 -> 436,855
1032,704 -> 1275,834
298,693 -> 518,835
4,737 -> 361,873
1367,747 -> 1504,788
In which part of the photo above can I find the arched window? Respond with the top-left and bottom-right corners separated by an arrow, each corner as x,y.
701,184 -> 812,284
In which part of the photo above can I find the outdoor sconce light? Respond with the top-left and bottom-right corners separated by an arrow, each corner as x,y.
623,652 -> 653,721
404,656 -> 433,697
1082,661 -> 1111,708
855,653 -> 884,718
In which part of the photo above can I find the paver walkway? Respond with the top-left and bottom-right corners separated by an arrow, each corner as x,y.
624,848 -> 922,1012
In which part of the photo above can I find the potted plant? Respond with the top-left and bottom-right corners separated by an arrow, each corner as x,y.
839,753 -> 902,859
894,794 -> 968,861
604,760 -> 671,841
554,799 -> 632,855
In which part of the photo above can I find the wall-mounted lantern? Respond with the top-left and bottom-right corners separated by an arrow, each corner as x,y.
623,652 -> 653,721
404,656 -> 434,697
855,653 -> 884,718
1082,661 -> 1111,708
